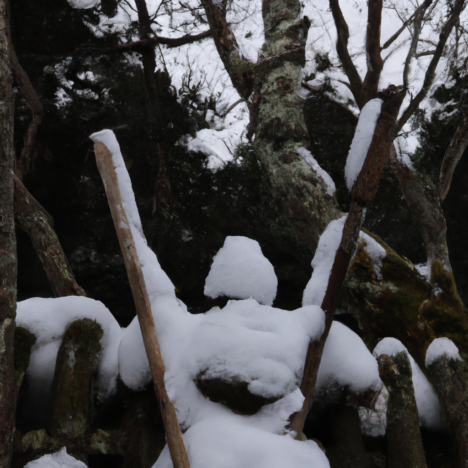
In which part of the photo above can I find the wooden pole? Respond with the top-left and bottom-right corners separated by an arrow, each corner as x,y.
93,141 -> 190,468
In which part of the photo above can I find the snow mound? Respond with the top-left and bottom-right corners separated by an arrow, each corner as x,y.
17,296 -> 122,401
374,337 -> 445,429
296,147 -> 336,196
303,217 -> 386,306
204,236 -> 278,306
153,414 -> 330,468
426,337 -> 462,367
25,447 -> 87,468
318,322 -> 381,393
67,0 -> 98,9
345,98 -> 383,190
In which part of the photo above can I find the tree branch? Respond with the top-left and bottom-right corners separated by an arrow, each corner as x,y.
439,110 -> 468,201
402,0 -> 433,90
9,46 -> 43,181
395,0 -> 466,135
362,0 -> 384,103
329,0 -> 364,108
200,0 -> 254,100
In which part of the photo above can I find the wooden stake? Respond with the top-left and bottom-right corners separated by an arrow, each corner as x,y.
93,141 -> 190,468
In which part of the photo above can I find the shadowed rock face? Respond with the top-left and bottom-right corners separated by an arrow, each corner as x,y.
195,371 -> 281,415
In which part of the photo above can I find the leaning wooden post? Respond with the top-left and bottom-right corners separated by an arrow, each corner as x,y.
92,138 -> 190,468
290,87 -> 406,434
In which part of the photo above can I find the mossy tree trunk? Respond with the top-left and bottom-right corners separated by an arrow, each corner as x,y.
0,0 -> 18,466
378,352 -> 427,468
427,353 -> 468,468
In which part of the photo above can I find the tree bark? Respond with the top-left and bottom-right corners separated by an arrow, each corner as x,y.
93,140 -> 190,468
388,146 -> 452,272
427,353 -> 468,468
0,0 -> 18,465
378,352 -> 427,468
290,87 -> 405,434
14,175 -> 86,297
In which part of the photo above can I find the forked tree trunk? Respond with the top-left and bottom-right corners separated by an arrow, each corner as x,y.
0,0 -> 18,466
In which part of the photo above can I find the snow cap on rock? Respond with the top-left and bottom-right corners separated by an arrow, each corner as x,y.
204,236 -> 278,306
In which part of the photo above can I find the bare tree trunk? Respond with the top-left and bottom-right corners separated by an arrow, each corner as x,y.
378,352 -> 427,468
388,146 -> 452,271
290,87 -> 405,434
427,354 -> 468,468
93,140 -> 190,468
0,0 -> 18,466
14,175 -> 86,297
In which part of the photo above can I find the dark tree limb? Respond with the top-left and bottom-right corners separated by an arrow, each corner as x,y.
0,0 -> 18,465
8,45 -> 43,181
388,146 -> 452,271
378,352 -> 428,468
427,352 -> 468,468
329,0 -> 364,107
439,110 -> 468,201
395,0 -> 466,135
402,0 -> 433,89
362,0 -> 384,104
14,175 -> 86,297
289,87 -> 406,434
200,0 -> 254,100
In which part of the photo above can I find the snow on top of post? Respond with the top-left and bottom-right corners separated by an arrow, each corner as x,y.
426,337 -> 462,367
204,236 -> 278,306
25,447 -> 87,468
67,0 -> 99,9
344,98 -> 383,191
374,337 -> 445,430
296,147 -> 336,196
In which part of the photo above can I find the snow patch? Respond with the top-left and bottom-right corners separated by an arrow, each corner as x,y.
204,236 -> 278,306
296,147 -> 336,196
374,337 -> 445,429
426,337 -> 462,367
344,98 -> 383,191
25,447 -> 87,468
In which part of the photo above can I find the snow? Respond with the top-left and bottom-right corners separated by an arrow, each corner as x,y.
318,322 -> 382,394
374,337 -> 445,429
204,236 -> 278,306
25,447 -> 87,468
344,98 -> 383,191
17,296 -> 122,401
67,0 -> 98,9
303,216 -> 386,307
153,414 -> 330,468
91,130 -> 331,467
296,147 -> 336,196
426,337 -> 462,367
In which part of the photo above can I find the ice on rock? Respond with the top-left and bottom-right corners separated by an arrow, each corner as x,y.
345,98 -> 383,191
204,236 -> 278,306
426,337 -> 462,367
303,216 -> 386,307
25,447 -> 87,468
17,296 -> 122,401
374,337 -> 445,429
